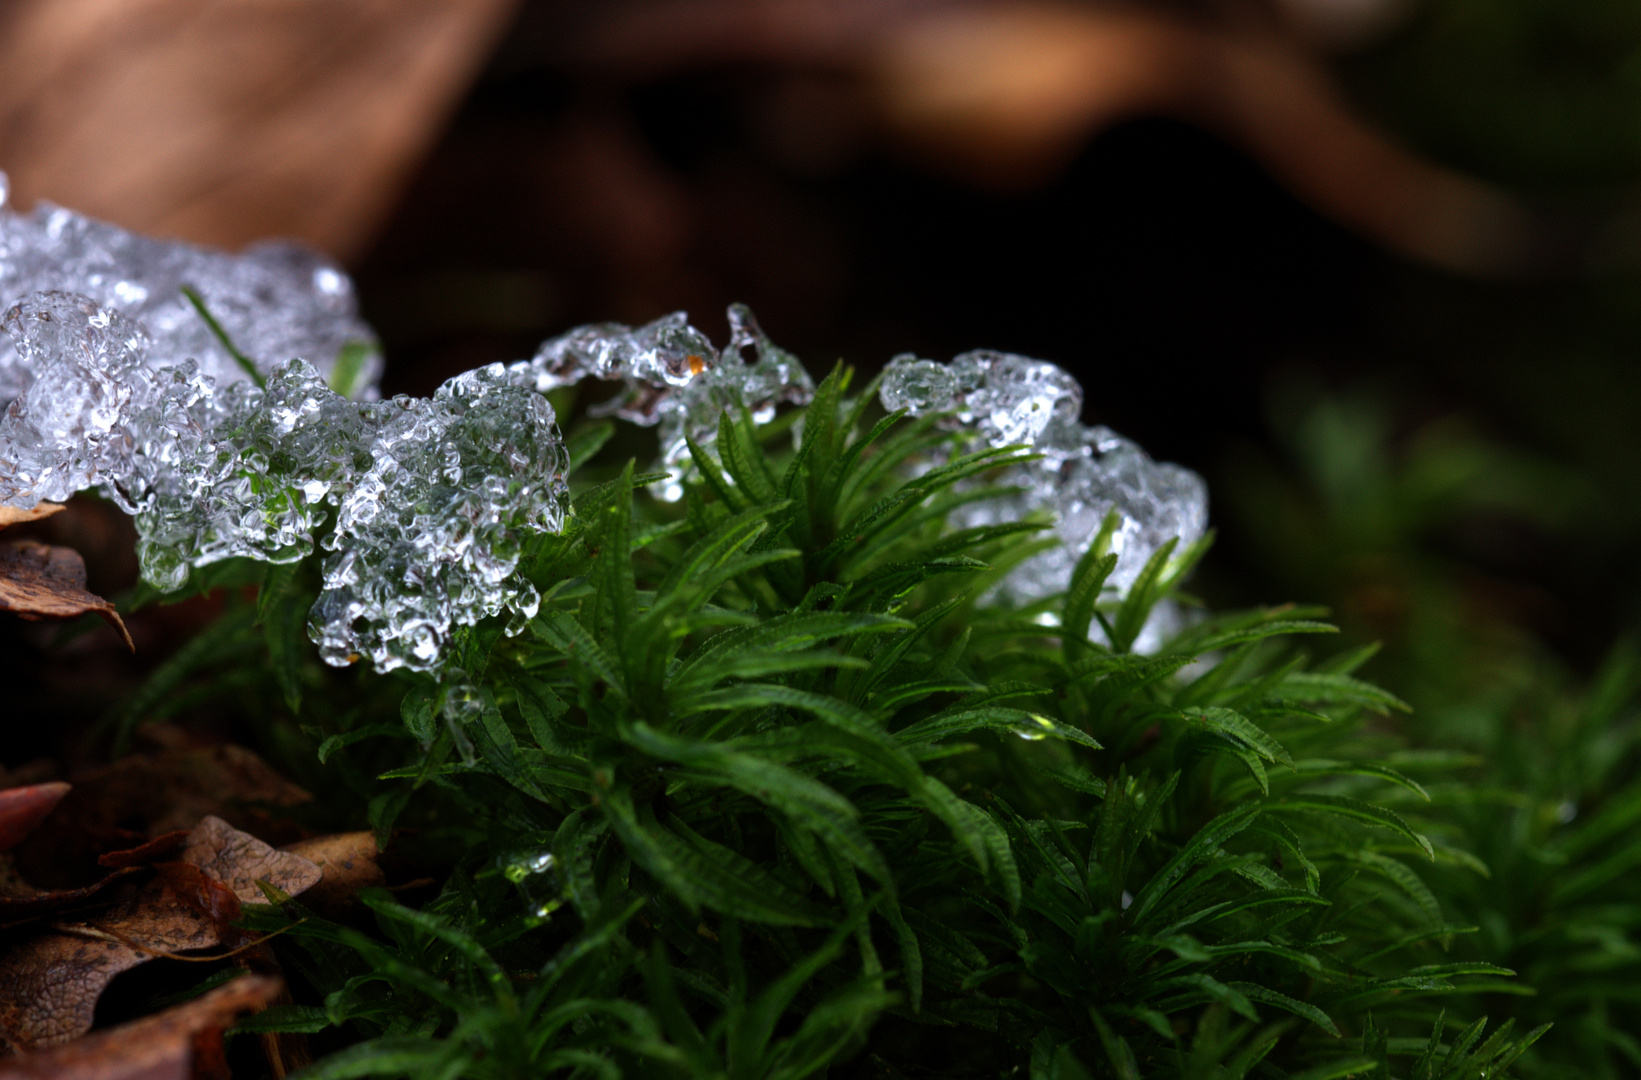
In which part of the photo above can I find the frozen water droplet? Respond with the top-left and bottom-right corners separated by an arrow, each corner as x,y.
441,684 -> 484,764
1011,714 -> 1056,741
881,349 -> 1207,628
499,849 -> 565,920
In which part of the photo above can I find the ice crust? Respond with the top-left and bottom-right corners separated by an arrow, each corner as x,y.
0,173 -> 380,403
0,291 -> 567,674
880,350 -> 1208,606
515,304 -> 814,499
0,210 -> 1201,674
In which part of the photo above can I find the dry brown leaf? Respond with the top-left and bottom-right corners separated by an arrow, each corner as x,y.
14,747 -> 311,889
0,817 -> 319,1052
0,541 -> 131,651
282,831 -> 385,915
0,505 -> 64,531
179,817 -> 322,906
0,973 -> 282,1080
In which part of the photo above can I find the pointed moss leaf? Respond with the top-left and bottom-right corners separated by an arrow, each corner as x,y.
1043,763 -> 1108,797
316,724 -> 406,765
1110,538 -> 1179,653
1269,794 -> 1434,859
620,721 -> 890,885
602,789 -> 830,925
1276,672 -> 1411,714
509,673 -> 572,752
716,409 -> 776,502
1349,850 -> 1444,925
1281,1058 -> 1382,1080
1291,759 -> 1431,800
655,504 -> 774,602
894,707 -> 1100,751
1185,620 -> 1339,654
1224,983 -> 1339,1035
1180,706 -> 1292,766
565,420 -> 616,472
678,610 -> 906,674
1129,803 -> 1262,926
683,428 -> 750,510
534,611 -> 627,700
283,1036 -> 465,1080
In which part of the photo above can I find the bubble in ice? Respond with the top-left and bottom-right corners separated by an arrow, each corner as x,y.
0,171 -> 381,403
514,303 -> 813,498
880,350 -> 1207,607
0,289 -> 568,674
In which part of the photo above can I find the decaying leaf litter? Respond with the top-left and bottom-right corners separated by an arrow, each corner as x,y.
0,741 -> 388,1075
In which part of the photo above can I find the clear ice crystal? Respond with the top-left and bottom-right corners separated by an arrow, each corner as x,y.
0,172 -> 380,402
0,290 -> 567,674
880,350 -> 1208,607
514,303 -> 813,498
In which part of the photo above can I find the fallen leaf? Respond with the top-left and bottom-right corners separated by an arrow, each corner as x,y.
0,784 -> 70,852
0,541 -> 131,651
0,504 -> 64,530
0,973 -> 282,1080
13,747 -> 311,889
0,817 -> 319,1052
281,832 -> 384,916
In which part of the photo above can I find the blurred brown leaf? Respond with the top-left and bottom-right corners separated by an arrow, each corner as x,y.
0,505 -> 63,531
0,0 -> 520,260
0,784 -> 69,853
0,973 -> 282,1080
0,816 -> 318,1053
282,831 -> 384,917
564,0 -> 1536,276
0,542 -> 131,652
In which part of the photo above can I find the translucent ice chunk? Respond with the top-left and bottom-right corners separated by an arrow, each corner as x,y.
516,303 -> 813,497
312,364 -> 567,672
0,173 -> 380,402
0,289 -> 567,673
881,351 -> 1207,608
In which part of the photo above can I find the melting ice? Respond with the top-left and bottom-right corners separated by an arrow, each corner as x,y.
0,187 -> 1198,674
514,303 -> 814,499
880,350 -> 1208,615
0,172 -> 380,401
0,292 -> 567,674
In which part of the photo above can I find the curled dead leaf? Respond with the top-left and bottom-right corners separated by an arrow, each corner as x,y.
0,973 -> 282,1080
0,505 -> 64,531
0,817 -> 318,1052
0,784 -> 70,853
96,832 -> 190,870
0,541 -> 131,651
0,867 -> 144,928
